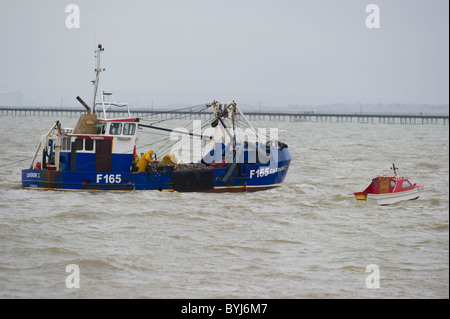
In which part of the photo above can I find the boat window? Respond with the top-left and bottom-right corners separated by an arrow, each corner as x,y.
109,123 -> 122,135
372,179 -> 379,187
62,137 -> 68,151
85,138 -> 94,151
123,123 -> 136,135
97,122 -> 106,134
62,137 -> 71,151
390,180 -> 396,188
74,138 -> 83,151
402,180 -> 412,189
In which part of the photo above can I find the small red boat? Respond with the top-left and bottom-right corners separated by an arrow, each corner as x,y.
354,164 -> 425,205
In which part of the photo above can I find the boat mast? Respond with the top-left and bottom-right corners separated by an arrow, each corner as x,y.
392,163 -> 398,177
211,101 -> 234,141
230,101 -> 237,159
92,44 -> 104,114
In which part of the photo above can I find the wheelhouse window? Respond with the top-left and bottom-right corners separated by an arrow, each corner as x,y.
390,180 -> 396,188
85,138 -> 94,151
109,123 -> 122,135
97,122 -> 106,134
62,137 -> 71,151
74,138 -> 83,151
372,179 -> 379,187
401,180 -> 412,189
123,123 -> 136,135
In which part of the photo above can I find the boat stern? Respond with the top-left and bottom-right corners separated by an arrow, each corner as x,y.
353,191 -> 368,204
22,169 -> 46,189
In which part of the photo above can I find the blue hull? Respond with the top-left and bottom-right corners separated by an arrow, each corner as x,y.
21,149 -> 291,192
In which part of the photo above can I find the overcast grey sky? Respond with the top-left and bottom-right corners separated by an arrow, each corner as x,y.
0,0 -> 448,109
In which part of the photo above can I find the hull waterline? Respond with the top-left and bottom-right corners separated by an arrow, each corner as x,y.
365,187 -> 424,205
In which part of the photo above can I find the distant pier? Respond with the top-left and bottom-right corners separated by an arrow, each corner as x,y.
0,106 -> 448,125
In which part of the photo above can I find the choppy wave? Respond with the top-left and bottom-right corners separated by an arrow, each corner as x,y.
0,117 -> 448,298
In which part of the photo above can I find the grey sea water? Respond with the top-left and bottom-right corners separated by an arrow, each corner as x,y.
0,115 -> 448,298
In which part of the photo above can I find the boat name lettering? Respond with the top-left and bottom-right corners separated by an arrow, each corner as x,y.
26,172 -> 40,178
96,174 -> 122,184
249,165 -> 287,179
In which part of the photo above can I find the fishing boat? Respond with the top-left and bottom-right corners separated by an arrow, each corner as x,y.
353,164 -> 424,205
21,44 -> 291,192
